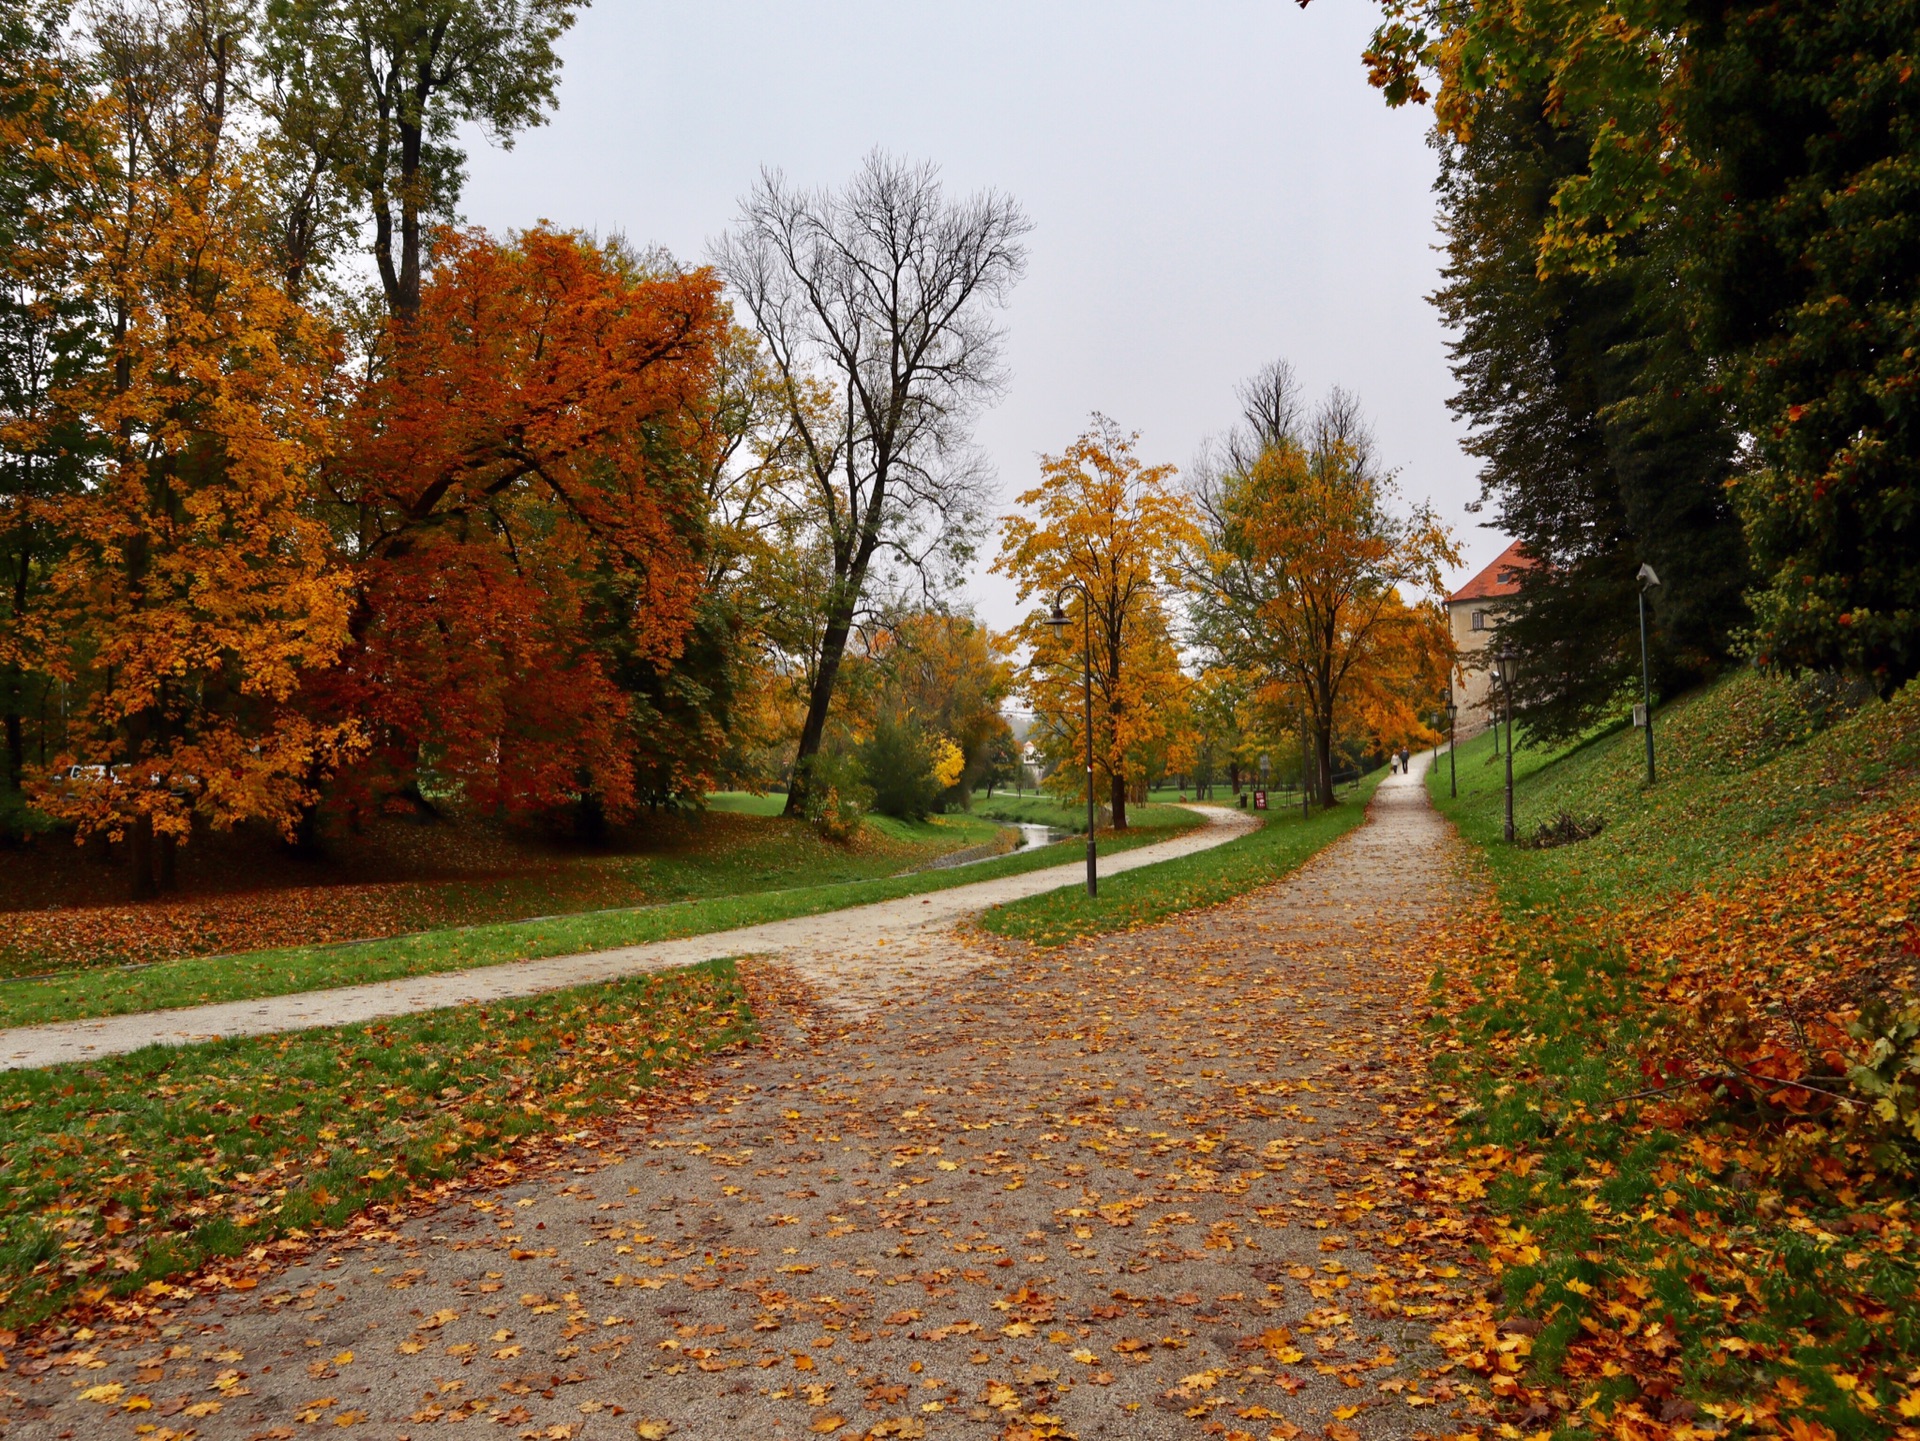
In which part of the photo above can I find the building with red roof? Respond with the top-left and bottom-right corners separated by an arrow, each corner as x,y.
1446,539 -> 1534,727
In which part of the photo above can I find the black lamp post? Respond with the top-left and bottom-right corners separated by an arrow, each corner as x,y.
1636,563 -> 1661,786
1490,641 -> 1516,843
1445,685 -> 1458,799
1043,588 -> 1097,898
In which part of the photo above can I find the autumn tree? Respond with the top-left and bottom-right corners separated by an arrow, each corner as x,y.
714,152 -> 1030,816
873,612 -> 1013,805
34,1 -> 357,896
995,417 -> 1198,830
320,226 -> 725,827
1190,374 -> 1455,808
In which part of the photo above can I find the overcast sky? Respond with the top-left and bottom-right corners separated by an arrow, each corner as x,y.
458,0 -> 1506,628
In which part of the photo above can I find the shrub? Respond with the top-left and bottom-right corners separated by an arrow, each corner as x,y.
858,716 -> 943,821
795,750 -> 870,841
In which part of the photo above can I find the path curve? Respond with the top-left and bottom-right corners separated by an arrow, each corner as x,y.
0,804 -> 1254,1071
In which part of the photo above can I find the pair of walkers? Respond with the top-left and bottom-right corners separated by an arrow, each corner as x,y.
1388,745 -> 1413,775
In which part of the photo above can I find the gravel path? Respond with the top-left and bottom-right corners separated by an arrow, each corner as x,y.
0,807 -> 1253,1072
1,759 -> 1473,1441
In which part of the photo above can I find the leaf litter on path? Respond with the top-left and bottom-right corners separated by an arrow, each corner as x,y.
0,776 -> 1498,1440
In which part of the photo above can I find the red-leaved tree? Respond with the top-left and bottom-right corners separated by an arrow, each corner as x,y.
318,226 -> 726,826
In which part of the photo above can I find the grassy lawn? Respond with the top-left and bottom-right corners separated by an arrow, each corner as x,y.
0,960 -> 753,1330
1418,668 -> 1920,1436
978,771 -> 1384,947
0,806 -> 1201,1030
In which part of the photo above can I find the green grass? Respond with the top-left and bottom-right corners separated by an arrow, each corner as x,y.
1429,666 -> 1920,912
977,772 -> 1384,947
1420,668 -> 1920,1436
705,790 -> 790,816
0,806 -> 1201,1031
969,794 -> 1195,834
0,959 -> 753,1330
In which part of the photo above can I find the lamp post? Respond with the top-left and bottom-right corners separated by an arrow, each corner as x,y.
1636,563 -> 1661,787
1490,641 -> 1516,843
1043,588 -> 1097,898
1445,686 -> 1458,799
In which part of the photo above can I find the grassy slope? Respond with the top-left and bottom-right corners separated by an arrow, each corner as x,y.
0,807 -> 1202,1030
0,961 -> 753,1330
1425,669 -> 1920,1435
980,770 -> 1386,947
1433,667 -> 1920,910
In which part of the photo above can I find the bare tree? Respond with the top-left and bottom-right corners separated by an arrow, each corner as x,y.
714,151 -> 1030,814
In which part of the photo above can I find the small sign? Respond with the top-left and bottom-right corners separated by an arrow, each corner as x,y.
1253,790 -> 1268,810
1632,703 -> 1648,728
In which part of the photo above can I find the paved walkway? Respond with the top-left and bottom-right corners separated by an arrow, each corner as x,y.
0,806 -> 1254,1072
2,758 -> 1471,1441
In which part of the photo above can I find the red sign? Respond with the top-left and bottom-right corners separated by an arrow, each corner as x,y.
1253,790 -> 1268,810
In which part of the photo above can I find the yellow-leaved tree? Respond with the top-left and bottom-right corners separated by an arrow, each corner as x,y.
994,416 -> 1200,829
1190,379 -> 1456,807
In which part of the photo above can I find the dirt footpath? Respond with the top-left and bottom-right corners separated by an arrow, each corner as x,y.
1,763 -> 1473,1441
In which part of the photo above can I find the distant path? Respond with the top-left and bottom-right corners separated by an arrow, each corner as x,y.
0,805 -> 1253,1071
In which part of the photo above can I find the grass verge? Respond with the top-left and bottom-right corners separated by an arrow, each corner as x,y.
1415,669 -> 1920,1440
978,773 -> 1383,947
0,808 -> 1202,1030
0,959 -> 753,1332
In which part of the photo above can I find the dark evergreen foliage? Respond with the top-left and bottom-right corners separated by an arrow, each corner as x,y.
1434,95 -> 1749,740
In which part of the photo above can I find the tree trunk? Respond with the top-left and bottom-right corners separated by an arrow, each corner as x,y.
1314,719 -> 1336,809
784,613 -> 855,816
3,709 -> 20,797
1109,769 -> 1128,831
155,830 -> 177,891
129,812 -> 157,901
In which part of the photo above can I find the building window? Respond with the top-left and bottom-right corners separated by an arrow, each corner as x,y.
1471,609 -> 1486,631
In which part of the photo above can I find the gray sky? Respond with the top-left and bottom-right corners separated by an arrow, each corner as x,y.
458,0 -> 1506,626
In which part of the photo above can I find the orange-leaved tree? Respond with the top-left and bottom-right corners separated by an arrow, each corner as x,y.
321,226 -> 726,826
1191,386 -> 1456,807
33,17 -> 357,896
994,416 -> 1200,830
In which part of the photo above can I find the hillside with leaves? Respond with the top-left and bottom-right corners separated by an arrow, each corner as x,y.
1415,671 -> 1920,1441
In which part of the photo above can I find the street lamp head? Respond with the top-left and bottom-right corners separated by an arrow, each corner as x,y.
1637,562 -> 1662,591
1043,604 -> 1070,630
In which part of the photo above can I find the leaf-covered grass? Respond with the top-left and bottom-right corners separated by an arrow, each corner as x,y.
0,806 -> 1005,980
0,807 -> 1201,1030
0,960 -> 753,1331
977,774 -> 1383,947
1419,669 -> 1920,1439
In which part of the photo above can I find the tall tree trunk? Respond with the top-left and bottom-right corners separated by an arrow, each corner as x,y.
1109,768 -> 1128,832
784,613 -> 855,816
